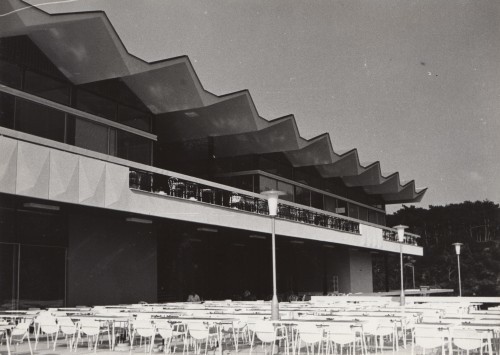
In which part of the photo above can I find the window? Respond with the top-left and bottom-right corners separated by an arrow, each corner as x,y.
15,98 -> 65,143
24,70 -> 70,105
348,203 -> 359,219
324,196 -> 337,213
76,89 -> 116,120
259,175 -> 277,192
117,104 -> 151,132
116,130 -> 152,165
295,186 -> 311,206
0,59 -> 22,89
0,92 -> 15,129
66,116 -> 109,154
277,181 -> 294,202
330,275 -> 339,294
311,191 -> 324,209
336,199 -> 348,216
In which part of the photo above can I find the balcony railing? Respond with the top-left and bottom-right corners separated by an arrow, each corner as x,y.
132,168 -> 422,238
382,229 -> 419,246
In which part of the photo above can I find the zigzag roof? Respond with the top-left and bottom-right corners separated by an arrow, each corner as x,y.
0,0 -> 427,204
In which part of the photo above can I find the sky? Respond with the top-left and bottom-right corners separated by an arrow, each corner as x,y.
34,0 -> 500,212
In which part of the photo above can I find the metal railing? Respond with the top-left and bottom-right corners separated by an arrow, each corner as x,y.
130,168 -> 363,236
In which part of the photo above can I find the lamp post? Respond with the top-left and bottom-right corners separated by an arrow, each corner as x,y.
452,243 -> 463,297
262,190 -> 285,320
405,261 -> 416,289
394,225 -> 408,306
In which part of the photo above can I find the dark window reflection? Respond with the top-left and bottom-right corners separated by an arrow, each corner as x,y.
76,89 -> 116,120
277,181 -> 294,202
117,130 -> 151,165
117,104 -> 151,132
15,98 -> 65,143
24,70 -> 70,105
19,245 -> 65,308
348,203 -> 359,219
67,116 -> 108,154
0,92 -> 15,129
311,191 -> 324,209
0,59 -> 22,89
295,186 -> 311,207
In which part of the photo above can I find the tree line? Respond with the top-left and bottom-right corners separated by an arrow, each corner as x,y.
373,200 -> 500,296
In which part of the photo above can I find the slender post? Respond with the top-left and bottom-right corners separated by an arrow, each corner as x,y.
457,253 -> 462,297
394,225 -> 408,307
452,243 -> 463,297
412,265 -> 415,289
271,216 -> 279,320
399,243 -> 405,306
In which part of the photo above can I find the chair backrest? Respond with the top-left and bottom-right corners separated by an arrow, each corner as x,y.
133,320 -> 155,337
39,315 -> 59,334
57,316 -> 77,334
79,318 -> 102,336
155,320 -> 173,338
413,327 -> 447,349
254,321 -> 276,343
327,323 -> 356,346
186,321 -> 210,340
297,323 -> 323,344
452,328 -> 487,351
11,321 -> 31,338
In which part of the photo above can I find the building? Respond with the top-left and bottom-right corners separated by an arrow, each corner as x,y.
0,1 -> 426,308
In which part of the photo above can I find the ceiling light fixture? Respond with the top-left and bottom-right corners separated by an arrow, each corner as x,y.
126,217 -> 153,224
23,202 -> 60,211
197,227 -> 218,233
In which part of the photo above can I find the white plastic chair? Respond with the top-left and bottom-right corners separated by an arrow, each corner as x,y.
74,318 -> 111,353
9,321 -> 33,355
411,326 -> 448,355
34,314 -> 59,350
451,328 -> 490,355
186,321 -> 219,355
326,323 -> 364,355
56,316 -> 78,350
131,319 -> 156,354
296,323 -> 324,355
253,321 -> 288,355
155,320 -> 188,354
363,319 -> 397,353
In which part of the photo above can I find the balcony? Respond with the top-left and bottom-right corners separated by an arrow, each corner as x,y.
129,168 -> 420,246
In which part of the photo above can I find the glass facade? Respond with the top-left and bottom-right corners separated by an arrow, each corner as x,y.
0,35 -> 154,165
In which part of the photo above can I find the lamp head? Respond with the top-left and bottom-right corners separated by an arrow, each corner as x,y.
452,242 -> 463,255
262,190 -> 286,216
393,225 -> 408,243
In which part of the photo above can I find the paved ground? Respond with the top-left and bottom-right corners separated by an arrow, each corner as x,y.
2,339 -> 418,355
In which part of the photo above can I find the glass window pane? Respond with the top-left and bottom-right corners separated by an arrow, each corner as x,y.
19,245 -> 65,309
0,92 -> 15,129
324,196 -> 337,213
67,116 -> 108,154
0,243 -> 17,310
76,89 -> 116,120
0,59 -> 22,89
277,181 -> 294,202
377,212 -> 386,226
336,199 -> 347,216
15,98 -> 65,143
117,130 -> 152,165
359,206 -> 368,221
368,209 -> 378,224
348,203 -> 359,219
295,186 -> 311,206
311,191 -> 324,209
24,70 -> 70,105
231,175 -> 254,192
117,104 -> 151,132
259,175 -> 277,193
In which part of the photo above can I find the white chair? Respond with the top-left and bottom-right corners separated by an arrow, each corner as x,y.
252,320 -> 288,355
221,318 -> 248,352
9,321 -> 33,355
186,321 -> 219,355
155,320 -> 188,354
363,319 -> 397,353
451,328 -> 491,355
131,319 -> 156,354
296,323 -> 324,355
326,323 -> 364,355
411,326 -> 448,355
74,317 -> 111,353
34,314 -> 59,350
56,316 -> 78,350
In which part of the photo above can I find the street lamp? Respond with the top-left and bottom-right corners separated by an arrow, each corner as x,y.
405,261 -> 416,289
262,190 -> 285,320
394,225 -> 408,306
452,242 -> 463,297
